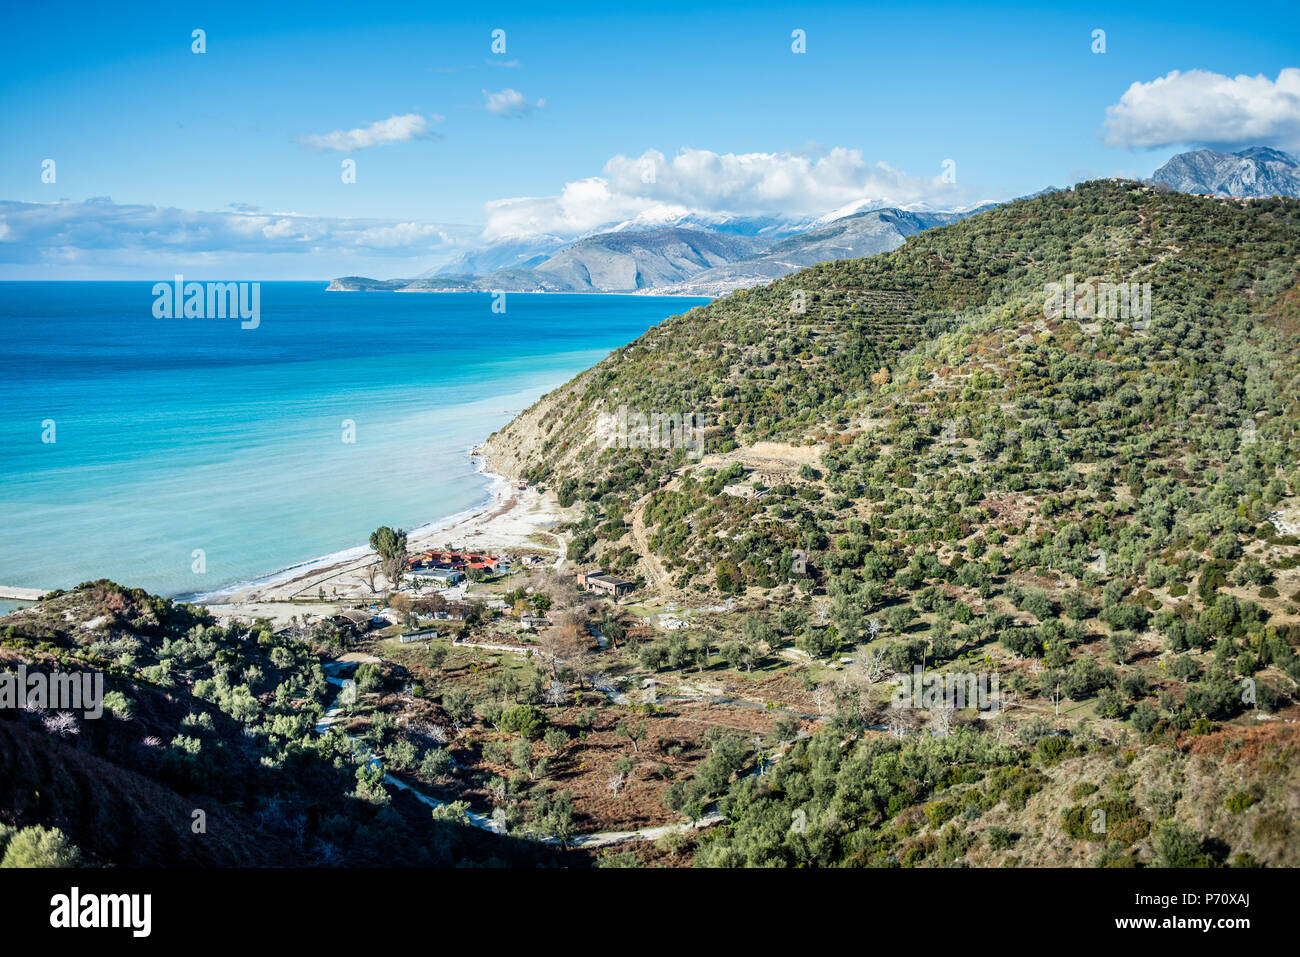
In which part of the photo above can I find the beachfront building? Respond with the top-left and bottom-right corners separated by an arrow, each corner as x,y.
417,567 -> 464,586
409,551 -> 464,570
409,550 -> 505,575
576,568 -> 635,598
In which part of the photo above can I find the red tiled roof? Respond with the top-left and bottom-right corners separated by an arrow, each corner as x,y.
410,549 -> 500,567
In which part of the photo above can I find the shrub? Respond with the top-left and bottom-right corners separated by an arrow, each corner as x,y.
419,748 -> 453,780
498,704 -> 548,739
1224,790 -> 1258,813
354,663 -> 384,695
923,799 -> 959,827
1036,735 -> 1073,765
1070,782 -> 1099,801
0,826 -> 82,868
986,825 -> 1017,850
1151,822 -> 1212,867
102,690 -> 135,719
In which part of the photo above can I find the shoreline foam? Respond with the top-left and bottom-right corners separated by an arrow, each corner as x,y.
195,447 -> 568,625
185,449 -> 502,605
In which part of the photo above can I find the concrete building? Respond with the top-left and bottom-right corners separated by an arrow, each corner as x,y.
577,568 -> 635,598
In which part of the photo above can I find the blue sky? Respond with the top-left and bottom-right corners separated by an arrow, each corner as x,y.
2,0 -> 1298,278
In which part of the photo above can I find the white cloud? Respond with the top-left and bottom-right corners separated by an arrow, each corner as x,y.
483,88 -> 545,117
0,199 -> 479,278
296,113 -> 443,152
354,222 -> 450,248
0,147 -> 984,276
1103,68 -> 1300,150
483,146 -> 968,239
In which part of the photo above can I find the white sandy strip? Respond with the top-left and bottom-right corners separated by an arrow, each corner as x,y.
198,468 -> 571,627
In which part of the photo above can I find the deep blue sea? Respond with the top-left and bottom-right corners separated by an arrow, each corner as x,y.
0,283 -> 706,600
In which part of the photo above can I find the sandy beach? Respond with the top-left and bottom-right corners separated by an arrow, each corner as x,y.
198,453 -> 571,627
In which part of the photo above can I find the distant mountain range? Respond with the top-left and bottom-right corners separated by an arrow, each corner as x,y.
325,208 -> 998,296
427,235 -> 568,277
1150,146 -> 1300,198
645,205 -> 998,296
329,146 -> 1300,296
407,228 -> 769,293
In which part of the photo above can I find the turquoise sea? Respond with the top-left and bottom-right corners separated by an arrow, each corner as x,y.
0,283 -> 706,600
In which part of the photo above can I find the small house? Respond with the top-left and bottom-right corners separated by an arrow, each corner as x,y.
421,568 -> 464,586
330,609 -> 380,639
577,568 -> 635,598
436,602 -> 470,621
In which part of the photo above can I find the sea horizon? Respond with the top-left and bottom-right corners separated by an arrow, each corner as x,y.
0,282 -> 707,601
1,280 -> 714,299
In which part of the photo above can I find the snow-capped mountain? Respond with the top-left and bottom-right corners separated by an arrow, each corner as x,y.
1150,146 -> 1300,198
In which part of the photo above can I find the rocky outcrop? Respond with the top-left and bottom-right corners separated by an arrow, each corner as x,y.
1151,146 -> 1300,198
325,276 -> 410,291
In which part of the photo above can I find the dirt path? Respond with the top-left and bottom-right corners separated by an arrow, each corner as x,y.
1271,509 -> 1300,537
630,505 -> 670,592
452,637 -> 540,654
698,441 -> 826,470
569,812 -> 724,848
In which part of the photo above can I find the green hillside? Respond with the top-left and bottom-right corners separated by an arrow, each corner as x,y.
488,181 -> 1300,605
477,181 -> 1300,866
0,581 -> 554,867
7,181 -> 1300,868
